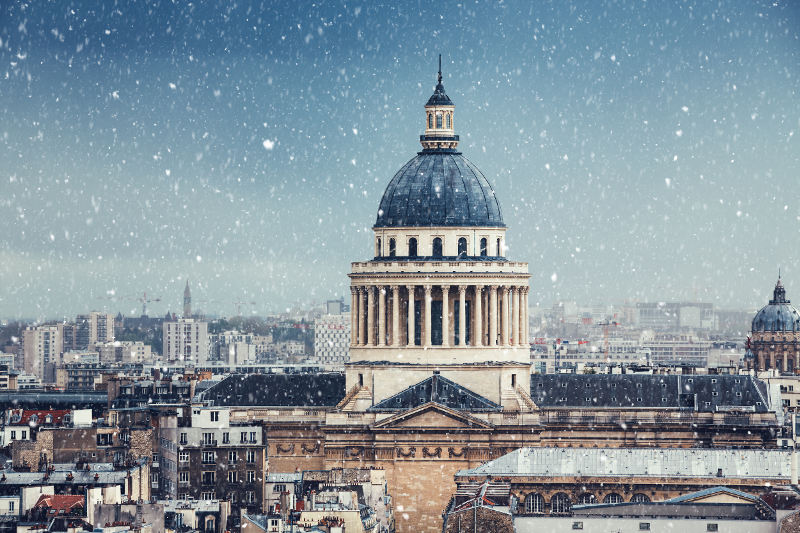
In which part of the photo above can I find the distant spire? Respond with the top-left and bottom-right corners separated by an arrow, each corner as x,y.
183,279 -> 192,317
438,54 -> 442,85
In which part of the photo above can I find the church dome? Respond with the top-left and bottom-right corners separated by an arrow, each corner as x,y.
375,152 -> 504,228
752,278 -> 800,332
374,57 -> 504,229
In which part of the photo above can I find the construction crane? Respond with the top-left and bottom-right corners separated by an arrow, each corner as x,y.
597,319 -> 620,362
232,300 -> 257,316
135,292 -> 161,317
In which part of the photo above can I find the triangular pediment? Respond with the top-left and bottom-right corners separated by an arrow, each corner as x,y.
368,374 -> 501,412
372,402 -> 493,431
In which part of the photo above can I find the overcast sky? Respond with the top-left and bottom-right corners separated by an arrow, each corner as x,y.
1,0 -> 798,320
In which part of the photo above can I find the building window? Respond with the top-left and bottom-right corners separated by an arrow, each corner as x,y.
201,471 -> 215,484
241,432 -> 248,444
179,451 -> 189,463
479,238 -> 487,256
572,522 -> 583,530
389,238 -> 396,257
274,484 -> 286,493
180,432 -> 188,445
202,432 -> 214,445
551,493 -> 571,514
248,471 -> 256,483
639,523 -> 651,531
202,451 -> 215,464
457,237 -> 467,257
201,491 -> 215,501
446,114 -> 451,128
436,113 -> 443,128
179,471 -> 189,484
376,238 -> 381,256
631,493 -> 650,503
250,431 -> 257,443
228,471 -> 238,483
228,451 -> 237,464
222,432 -> 230,444
8,501 -> 14,512
428,114 -> 433,129
603,493 -> 623,504
496,238 -> 502,256
408,238 -> 418,258
247,450 -> 256,463
707,525 -> 718,532
432,237 -> 443,258
10,431 -> 15,440
247,491 -> 256,503
210,411 -> 219,422
524,493 -> 544,513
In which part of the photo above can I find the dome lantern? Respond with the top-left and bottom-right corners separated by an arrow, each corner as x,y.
421,55 -> 458,150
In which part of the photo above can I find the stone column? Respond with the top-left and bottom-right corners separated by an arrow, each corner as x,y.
512,287 -> 520,346
441,285 -> 450,347
406,285 -> 415,346
523,288 -> 529,344
359,287 -> 367,346
367,286 -> 375,346
458,285 -> 467,346
378,286 -> 386,346
350,288 -> 358,347
424,285 -> 432,347
392,286 -> 400,347
502,287 -> 511,346
473,285 -> 482,347
489,285 -> 498,347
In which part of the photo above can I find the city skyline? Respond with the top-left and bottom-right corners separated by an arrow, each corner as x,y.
2,1 -> 799,319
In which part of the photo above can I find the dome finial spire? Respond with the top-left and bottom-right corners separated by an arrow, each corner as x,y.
438,54 -> 442,85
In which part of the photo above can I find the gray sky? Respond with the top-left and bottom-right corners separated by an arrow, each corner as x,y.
1,0 -> 799,320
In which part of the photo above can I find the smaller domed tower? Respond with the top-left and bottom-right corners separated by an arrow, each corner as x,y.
747,275 -> 800,372
421,55 -> 458,150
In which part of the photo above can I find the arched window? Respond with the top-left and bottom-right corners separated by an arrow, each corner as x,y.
550,493 -> 571,514
603,493 -> 623,504
389,238 -> 396,257
496,238 -> 502,256
630,493 -> 651,503
480,238 -> 488,256
446,114 -> 451,128
436,113 -> 443,128
376,238 -> 382,257
432,237 -> 443,257
578,493 -> 597,505
408,238 -> 418,258
524,493 -> 545,514
428,114 -> 433,129
457,237 -> 467,257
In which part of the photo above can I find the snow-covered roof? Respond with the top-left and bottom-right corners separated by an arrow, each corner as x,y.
457,447 -> 791,480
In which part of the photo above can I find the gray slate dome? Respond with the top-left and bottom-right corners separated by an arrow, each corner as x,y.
752,278 -> 800,332
374,151 -> 504,228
